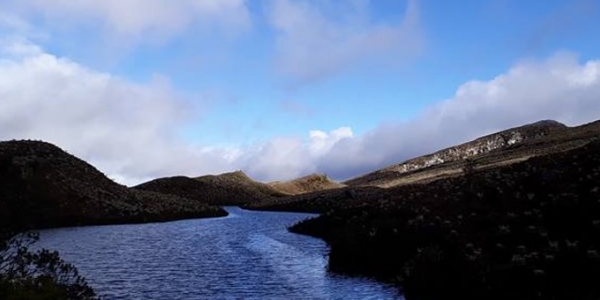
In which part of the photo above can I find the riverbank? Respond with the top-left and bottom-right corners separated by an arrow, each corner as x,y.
287,140 -> 600,299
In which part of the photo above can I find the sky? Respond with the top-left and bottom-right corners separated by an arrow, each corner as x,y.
1,0 -> 599,186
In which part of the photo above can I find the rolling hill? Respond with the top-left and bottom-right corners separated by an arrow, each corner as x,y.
344,119 -> 596,188
268,173 -> 345,195
0,140 -> 227,230
250,119 -> 600,213
134,171 -> 286,205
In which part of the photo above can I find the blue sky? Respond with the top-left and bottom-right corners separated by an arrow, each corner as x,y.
1,0 -> 599,185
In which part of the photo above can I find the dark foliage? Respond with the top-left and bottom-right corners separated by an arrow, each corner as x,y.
0,140 -> 227,230
290,140 -> 600,300
133,171 -> 286,206
0,230 -> 98,300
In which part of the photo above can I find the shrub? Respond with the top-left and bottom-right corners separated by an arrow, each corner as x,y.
0,230 -> 98,300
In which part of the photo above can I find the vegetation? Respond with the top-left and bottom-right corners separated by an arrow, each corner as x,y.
290,139 -> 600,299
268,173 -> 345,195
134,171 -> 286,206
0,230 -> 98,300
343,119 -> 595,189
0,140 -> 227,229
2,119 -> 598,299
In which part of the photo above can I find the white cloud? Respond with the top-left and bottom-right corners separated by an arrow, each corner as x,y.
1,38 -> 599,185
237,127 -> 354,180
0,38 -> 354,184
0,38 -> 235,184
7,0 -> 251,42
214,53 -> 600,182
268,0 -> 424,82
314,53 -> 600,179
309,127 -> 353,156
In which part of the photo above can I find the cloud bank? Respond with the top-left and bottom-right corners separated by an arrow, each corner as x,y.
1,37 -> 599,185
0,38 -> 234,184
314,53 -> 600,178
240,52 -> 600,181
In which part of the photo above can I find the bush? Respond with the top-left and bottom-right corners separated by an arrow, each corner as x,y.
0,230 -> 98,300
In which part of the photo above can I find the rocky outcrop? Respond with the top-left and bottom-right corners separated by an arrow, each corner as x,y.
268,173 -> 345,195
390,120 -> 566,173
345,120 -> 568,187
0,140 -> 227,229
134,171 -> 285,206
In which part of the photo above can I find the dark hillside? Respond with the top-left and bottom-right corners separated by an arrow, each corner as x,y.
344,120 -> 572,188
134,171 -> 285,206
290,138 -> 600,300
0,140 -> 226,230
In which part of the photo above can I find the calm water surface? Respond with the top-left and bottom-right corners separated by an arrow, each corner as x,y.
37,207 -> 403,300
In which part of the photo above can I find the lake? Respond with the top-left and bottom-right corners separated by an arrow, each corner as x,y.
37,207 -> 403,299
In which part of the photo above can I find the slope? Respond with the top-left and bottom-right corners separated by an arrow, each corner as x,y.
268,173 -> 345,195
0,140 -> 227,229
344,120 -> 595,188
134,171 -> 285,205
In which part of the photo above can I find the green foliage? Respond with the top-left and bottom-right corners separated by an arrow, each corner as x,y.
0,231 -> 98,300
290,140 -> 600,300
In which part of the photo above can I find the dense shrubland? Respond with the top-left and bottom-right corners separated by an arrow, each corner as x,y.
291,140 -> 600,299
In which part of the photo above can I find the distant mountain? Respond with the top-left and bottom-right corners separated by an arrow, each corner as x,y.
269,173 -> 345,195
249,119 -> 600,212
344,120 -> 582,188
134,171 -> 285,206
0,140 -> 227,230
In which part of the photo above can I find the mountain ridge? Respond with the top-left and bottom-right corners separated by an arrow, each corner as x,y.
260,118 -> 600,299
268,173 -> 345,195
134,170 -> 286,205
344,119 -> 580,187
248,118 -> 600,211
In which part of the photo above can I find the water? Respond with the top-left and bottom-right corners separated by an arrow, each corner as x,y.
37,207 -> 403,300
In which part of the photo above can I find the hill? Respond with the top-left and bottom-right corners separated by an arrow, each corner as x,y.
343,120 -> 598,188
268,173 -> 345,195
134,171 -> 285,205
289,136 -> 600,300
0,140 -> 227,230
249,119 -> 600,213
246,118 -> 600,300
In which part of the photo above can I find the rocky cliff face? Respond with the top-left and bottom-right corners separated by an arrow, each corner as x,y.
0,140 -> 227,229
345,120 -> 567,187
389,120 -> 566,174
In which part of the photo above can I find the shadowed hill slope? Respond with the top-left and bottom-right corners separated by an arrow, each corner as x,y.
134,171 -> 285,205
289,136 -> 600,300
268,173 -> 345,195
344,120 -> 596,188
252,118 -> 600,300
0,140 -> 227,230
